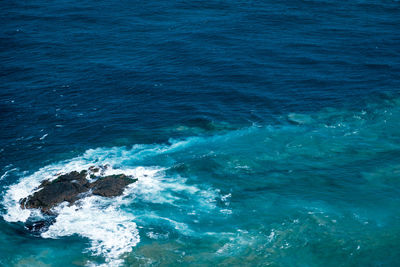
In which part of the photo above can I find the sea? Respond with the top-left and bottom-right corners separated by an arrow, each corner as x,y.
1,0 -> 400,266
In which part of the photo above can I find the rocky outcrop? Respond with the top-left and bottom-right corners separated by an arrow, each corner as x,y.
20,167 -> 137,214
91,174 -> 134,197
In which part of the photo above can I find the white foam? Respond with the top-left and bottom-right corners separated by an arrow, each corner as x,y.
2,160 -> 95,223
139,213 -> 194,236
1,142 -> 225,266
39,133 -> 48,140
146,231 -> 169,240
0,167 -> 18,181
2,164 -> 153,266
124,169 -> 212,206
43,196 -> 139,267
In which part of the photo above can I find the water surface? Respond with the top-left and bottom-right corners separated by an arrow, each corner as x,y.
1,0 -> 400,266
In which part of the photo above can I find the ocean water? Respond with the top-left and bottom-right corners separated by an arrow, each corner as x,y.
1,0 -> 400,266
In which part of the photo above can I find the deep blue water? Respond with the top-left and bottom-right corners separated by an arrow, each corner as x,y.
1,0 -> 400,266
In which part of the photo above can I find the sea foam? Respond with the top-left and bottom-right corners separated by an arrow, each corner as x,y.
2,141 -> 225,266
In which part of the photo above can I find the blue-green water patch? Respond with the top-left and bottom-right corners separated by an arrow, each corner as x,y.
2,97 -> 400,266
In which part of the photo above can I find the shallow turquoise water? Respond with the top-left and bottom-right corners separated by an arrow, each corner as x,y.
2,95 -> 400,266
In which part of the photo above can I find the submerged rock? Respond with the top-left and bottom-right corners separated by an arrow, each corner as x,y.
20,167 -> 137,214
25,217 -> 56,233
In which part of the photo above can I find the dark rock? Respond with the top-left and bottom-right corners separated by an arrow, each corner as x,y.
25,217 -> 56,233
91,175 -> 137,197
89,166 -> 100,173
20,168 -> 136,214
22,182 -> 87,213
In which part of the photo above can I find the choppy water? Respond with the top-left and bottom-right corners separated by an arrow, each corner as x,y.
1,0 -> 400,266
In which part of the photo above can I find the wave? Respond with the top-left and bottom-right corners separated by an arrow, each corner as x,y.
3,95 -> 400,265
2,143 -> 227,266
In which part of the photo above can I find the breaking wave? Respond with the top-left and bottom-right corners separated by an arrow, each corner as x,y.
2,141 -> 228,266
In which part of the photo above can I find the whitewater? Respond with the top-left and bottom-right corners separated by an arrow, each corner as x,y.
2,97 -> 400,265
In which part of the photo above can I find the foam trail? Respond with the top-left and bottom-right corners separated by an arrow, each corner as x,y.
2,164 -> 160,266
0,168 -> 18,181
2,141 -> 225,266
39,133 -> 48,140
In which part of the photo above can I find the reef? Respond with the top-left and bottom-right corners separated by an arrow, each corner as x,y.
20,166 -> 137,215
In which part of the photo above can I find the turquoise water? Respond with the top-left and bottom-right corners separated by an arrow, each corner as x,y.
2,0 -> 400,265
2,95 -> 400,266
